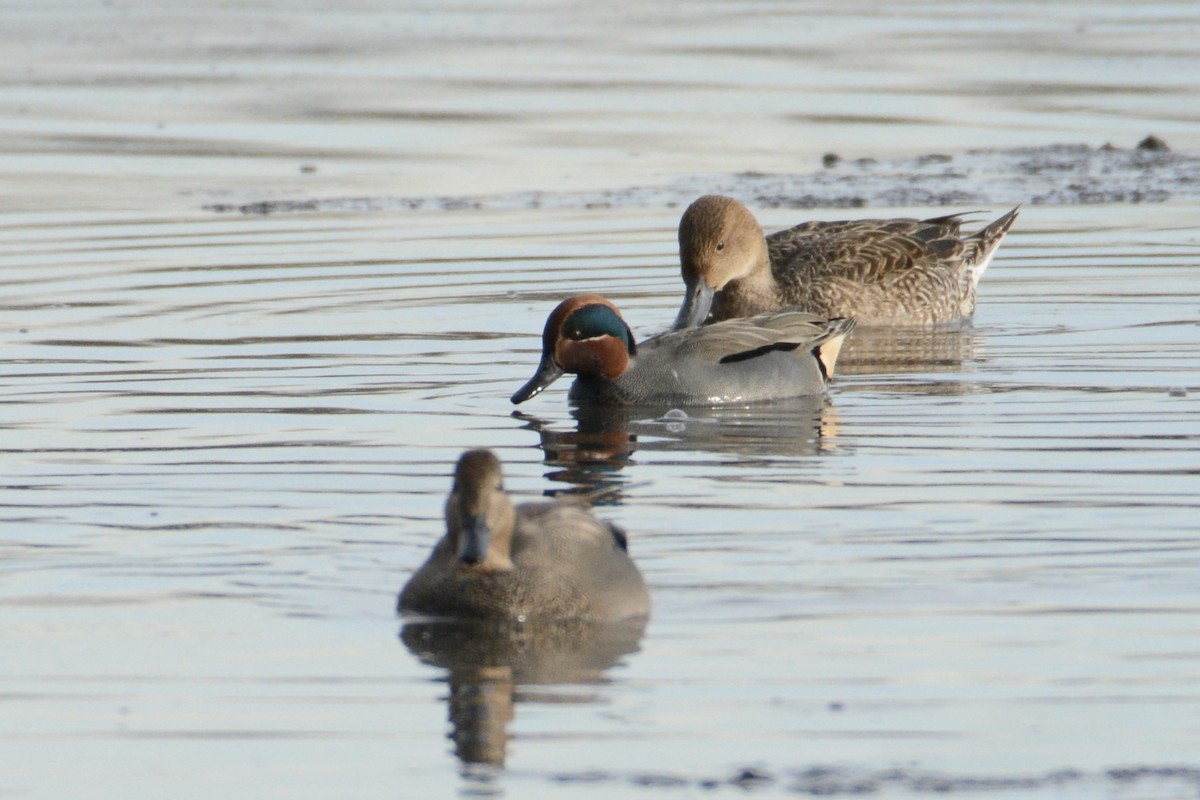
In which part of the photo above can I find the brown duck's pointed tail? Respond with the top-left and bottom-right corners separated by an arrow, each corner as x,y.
964,205 -> 1021,289
813,317 -> 857,381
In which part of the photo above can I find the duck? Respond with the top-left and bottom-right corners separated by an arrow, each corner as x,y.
398,449 -> 650,623
673,195 -> 1020,329
510,294 -> 855,406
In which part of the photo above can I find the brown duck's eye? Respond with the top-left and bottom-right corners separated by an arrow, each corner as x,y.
716,241 -> 726,252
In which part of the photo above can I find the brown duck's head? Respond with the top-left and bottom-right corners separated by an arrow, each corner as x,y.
510,295 -> 636,404
674,195 -> 766,329
446,449 -> 516,572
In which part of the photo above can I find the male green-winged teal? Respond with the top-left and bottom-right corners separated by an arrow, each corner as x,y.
399,449 -> 649,622
673,195 -> 1020,329
511,294 -> 854,406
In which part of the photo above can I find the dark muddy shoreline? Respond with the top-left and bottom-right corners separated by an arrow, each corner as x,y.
528,763 -> 1200,797
207,139 -> 1198,216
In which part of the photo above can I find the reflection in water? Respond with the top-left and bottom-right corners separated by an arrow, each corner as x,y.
836,325 -> 980,375
515,398 -> 840,497
513,409 -> 639,500
400,618 -> 646,767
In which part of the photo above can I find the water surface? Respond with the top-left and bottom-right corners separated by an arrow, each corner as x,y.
3,2 -> 1200,798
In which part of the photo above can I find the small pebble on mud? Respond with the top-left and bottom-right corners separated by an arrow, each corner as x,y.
731,767 -> 774,788
1137,134 -> 1169,152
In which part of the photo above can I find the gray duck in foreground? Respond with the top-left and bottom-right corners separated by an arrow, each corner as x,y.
398,449 -> 650,623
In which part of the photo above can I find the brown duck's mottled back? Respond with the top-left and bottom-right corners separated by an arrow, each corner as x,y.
676,196 -> 1020,328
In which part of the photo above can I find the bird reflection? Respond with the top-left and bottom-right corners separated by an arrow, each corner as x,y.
514,396 -> 840,498
836,324 -> 979,375
401,617 -> 646,767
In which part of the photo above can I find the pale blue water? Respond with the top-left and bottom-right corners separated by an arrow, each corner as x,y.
4,2 -> 1200,799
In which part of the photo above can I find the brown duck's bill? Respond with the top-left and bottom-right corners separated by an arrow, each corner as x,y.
510,355 -> 564,404
671,280 -> 715,330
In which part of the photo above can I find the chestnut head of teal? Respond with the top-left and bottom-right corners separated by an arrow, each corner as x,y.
511,295 -> 637,404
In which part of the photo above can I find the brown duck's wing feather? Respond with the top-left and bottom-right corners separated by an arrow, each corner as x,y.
959,206 -> 1020,279
745,208 -> 1018,324
766,216 -> 973,286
